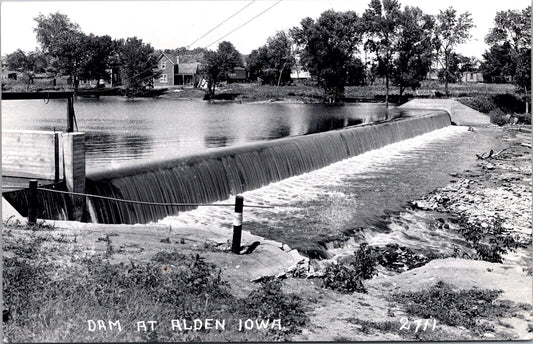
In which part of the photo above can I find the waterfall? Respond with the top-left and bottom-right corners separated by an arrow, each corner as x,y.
86,112 -> 451,224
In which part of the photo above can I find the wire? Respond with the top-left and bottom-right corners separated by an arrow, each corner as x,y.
36,187 -> 275,209
187,0 -> 257,49
205,0 -> 283,49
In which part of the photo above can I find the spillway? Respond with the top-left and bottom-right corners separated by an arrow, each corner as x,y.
85,112 -> 451,224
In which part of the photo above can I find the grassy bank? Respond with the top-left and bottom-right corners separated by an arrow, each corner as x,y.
2,226 -> 307,342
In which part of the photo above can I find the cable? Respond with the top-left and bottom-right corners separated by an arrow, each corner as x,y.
187,0 -> 257,49
205,0 -> 283,49
36,187 -> 275,209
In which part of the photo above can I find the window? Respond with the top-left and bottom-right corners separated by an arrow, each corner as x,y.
159,74 -> 168,83
161,61 -> 166,69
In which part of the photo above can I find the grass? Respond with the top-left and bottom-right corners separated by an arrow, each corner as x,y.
392,281 -> 530,331
3,226 -> 308,342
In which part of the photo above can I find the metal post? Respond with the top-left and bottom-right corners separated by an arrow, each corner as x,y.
232,195 -> 244,254
67,96 -> 74,133
28,180 -> 38,224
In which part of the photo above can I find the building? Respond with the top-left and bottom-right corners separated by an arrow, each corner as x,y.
153,53 -> 200,88
461,71 -> 484,83
227,67 -> 247,83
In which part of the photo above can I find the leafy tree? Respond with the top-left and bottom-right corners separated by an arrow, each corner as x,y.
345,57 -> 366,86
292,10 -> 363,102
116,37 -> 159,96
482,6 -> 531,112
485,7 -> 530,52
481,43 -> 515,83
246,31 -> 295,86
433,7 -> 474,96
79,34 -> 115,86
392,6 -> 434,96
266,31 -> 295,86
246,46 -> 269,81
363,0 -> 402,106
201,41 -> 243,98
5,49 -> 31,71
437,53 -> 473,83
34,12 -> 87,88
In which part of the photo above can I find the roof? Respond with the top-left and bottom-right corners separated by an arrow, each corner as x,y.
159,52 -> 178,65
178,63 -> 199,75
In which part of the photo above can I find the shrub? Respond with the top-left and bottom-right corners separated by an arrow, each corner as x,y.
322,243 -> 377,293
456,216 -> 520,262
489,108 -> 508,126
238,278 -> 307,336
459,95 -> 496,114
323,263 -> 366,293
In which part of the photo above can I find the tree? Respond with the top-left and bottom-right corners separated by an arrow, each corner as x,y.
201,41 -> 243,98
246,31 -> 295,86
392,6 -> 434,96
34,12 -> 87,88
79,34 -> 115,86
481,42 -> 515,83
363,0 -> 402,106
116,37 -> 159,96
5,49 -> 30,71
483,6 -> 531,112
246,46 -> 269,81
292,10 -> 363,102
266,31 -> 295,86
346,57 -> 366,86
433,7 -> 474,96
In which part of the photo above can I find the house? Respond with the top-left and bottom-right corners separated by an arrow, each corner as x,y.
227,67 -> 247,83
461,71 -> 484,83
153,53 -> 200,88
1,70 -> 21,80
290,65 -> 311,80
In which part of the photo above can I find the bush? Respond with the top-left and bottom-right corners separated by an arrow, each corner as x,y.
455,216 -> 520,262
459,95 -> 496,114
322,243 -> 377,293
489,108 -> 508,126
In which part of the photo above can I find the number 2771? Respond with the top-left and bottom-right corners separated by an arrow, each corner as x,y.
399,318 -> 437,333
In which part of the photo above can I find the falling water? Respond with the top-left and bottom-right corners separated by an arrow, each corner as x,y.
85,112 -> 451,224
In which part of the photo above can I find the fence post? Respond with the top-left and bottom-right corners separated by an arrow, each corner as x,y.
28,180 -> 38,224
232,195 -> 244,254
67,96 -> 74,133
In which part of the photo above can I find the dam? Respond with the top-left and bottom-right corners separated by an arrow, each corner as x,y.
2,98 -> 495,255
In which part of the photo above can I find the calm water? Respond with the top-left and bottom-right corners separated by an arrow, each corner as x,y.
2,98 -> 391,171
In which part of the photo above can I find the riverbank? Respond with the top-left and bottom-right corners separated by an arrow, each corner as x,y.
158,81 -> 517,104
2,124 -> 531,341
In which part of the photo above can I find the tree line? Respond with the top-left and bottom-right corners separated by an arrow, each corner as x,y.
4,1 -> 530,103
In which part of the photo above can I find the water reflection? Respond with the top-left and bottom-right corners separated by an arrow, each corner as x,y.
203,135 -> 233,148
3,98 -> 395,170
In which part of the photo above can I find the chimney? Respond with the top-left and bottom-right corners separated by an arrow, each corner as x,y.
177,56 -> 180,65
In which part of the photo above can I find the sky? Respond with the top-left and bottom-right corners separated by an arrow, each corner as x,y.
0,0 -> 529,58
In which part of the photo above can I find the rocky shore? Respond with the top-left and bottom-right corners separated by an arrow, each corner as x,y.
291,124 -> 532,341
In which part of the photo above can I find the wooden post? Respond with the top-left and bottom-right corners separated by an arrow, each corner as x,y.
232,195 -> 244,254
67,96 -> 74,133
28,180 -> 38,224
54,132 -> 60,182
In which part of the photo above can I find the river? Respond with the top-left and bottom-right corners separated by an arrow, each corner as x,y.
2,97 -> 391,171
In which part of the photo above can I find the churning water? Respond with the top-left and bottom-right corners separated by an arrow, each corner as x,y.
159,125 -> 502,257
